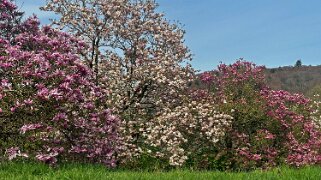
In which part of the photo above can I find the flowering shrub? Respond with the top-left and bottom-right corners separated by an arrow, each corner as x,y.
0,22 -> 119,166
199,60 -> 271,170
199,60 -> 321,170
262,90 -> 321,167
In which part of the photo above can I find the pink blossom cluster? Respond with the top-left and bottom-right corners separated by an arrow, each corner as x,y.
234,130 -> 279,169
5,147 -> 28,160
262,89 -> 321,167
200,60 -> 265,85
200,72 -> 214,84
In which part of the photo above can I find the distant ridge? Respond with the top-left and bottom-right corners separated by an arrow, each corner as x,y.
265,65 -> 321,95
193,65 -> 321,96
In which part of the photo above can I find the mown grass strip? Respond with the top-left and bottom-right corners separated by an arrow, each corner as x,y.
0,162 -> 320,180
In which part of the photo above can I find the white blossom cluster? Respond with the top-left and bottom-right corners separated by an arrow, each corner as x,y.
144,100 -> 233,166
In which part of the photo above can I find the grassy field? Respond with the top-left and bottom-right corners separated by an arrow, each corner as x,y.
0,162 -> 320,180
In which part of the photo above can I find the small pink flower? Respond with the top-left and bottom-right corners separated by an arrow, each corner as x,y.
20,124 -> 42,134
252,154 -> 262,161
23,99 -> 33,105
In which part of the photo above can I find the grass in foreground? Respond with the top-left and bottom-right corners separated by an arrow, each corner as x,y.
0,162 -> 320,180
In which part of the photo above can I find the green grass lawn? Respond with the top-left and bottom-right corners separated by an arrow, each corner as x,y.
0,162 -> 320,180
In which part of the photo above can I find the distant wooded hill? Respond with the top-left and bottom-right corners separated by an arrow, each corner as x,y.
265,65 -> 321,95
193,65 -> 321,96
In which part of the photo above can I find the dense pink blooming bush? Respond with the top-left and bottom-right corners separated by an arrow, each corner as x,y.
0,21 -> 119,166
262,90 -> 321,167
199,60 -> 321,169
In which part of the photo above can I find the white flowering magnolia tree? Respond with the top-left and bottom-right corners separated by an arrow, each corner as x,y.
42,0 -> 231,167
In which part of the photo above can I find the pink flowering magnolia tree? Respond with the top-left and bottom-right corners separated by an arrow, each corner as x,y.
0,19 -> 119,166
42,0 -> 195,164
199,60 -> 321,170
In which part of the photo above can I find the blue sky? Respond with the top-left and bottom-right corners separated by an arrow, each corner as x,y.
15,0 -> 321,71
